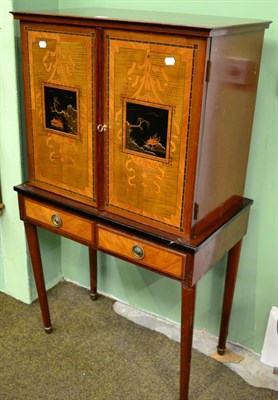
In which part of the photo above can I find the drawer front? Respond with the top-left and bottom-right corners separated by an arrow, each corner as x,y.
24,198 -> 94,244
97,226 -> 184,278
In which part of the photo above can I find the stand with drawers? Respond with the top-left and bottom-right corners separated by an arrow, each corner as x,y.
12,8 -> 270,399
15,183 -> 252,398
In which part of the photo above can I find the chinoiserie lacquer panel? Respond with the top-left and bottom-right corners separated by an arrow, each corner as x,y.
25,27 -> 96,204
104,31 -> 198,231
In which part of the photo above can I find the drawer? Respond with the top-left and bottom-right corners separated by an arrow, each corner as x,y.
97,225 -> 184,278
24,198 -> 94,244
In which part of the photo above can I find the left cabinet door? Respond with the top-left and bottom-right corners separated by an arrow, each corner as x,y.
20,23 -> 98,206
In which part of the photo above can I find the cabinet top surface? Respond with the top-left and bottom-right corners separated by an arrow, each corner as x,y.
11,8 -> 271,36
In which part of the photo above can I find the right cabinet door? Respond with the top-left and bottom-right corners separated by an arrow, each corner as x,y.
103,29 -> 207,237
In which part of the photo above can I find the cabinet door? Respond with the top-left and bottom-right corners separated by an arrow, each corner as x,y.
103,30 -> 206,236
21,23 -> 97,206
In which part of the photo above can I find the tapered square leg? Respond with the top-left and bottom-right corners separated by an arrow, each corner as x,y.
24,222 -> 52,333
180,282 -> 197,400
89,247 -> 98,300
217,240 -> 242,355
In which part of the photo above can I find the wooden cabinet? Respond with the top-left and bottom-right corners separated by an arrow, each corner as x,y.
12,8 -> 270,400
14,9 -> 270,241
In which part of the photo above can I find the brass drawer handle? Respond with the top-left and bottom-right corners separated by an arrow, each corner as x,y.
132,244 -> 145,260
51,214 -> 62,228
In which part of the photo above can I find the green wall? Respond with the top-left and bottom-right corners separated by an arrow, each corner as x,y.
0,0 -> 30,303
1,0 -> 276,355
0,0 -> 62,302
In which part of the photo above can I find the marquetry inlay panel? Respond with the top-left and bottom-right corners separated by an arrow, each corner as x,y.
26,27 -> 96,204
104,30 -> 200,231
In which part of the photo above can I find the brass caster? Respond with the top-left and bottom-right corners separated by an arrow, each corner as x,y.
217,347 -> 226,356
44,326 -> 53,334
90,292 -> 98,301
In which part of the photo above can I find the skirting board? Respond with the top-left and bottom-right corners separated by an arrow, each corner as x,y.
113,300 -> 278,392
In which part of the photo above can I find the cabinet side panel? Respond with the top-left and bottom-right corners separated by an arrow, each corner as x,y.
22,24 -> 96,205
193,30 -> 265,231
104,30 -> 206,236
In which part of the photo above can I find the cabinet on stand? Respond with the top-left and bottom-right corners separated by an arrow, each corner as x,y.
12,8 -> 270,399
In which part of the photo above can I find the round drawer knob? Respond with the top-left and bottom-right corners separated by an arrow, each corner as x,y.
51,214 -> 62,228
132,244 -> 145,260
